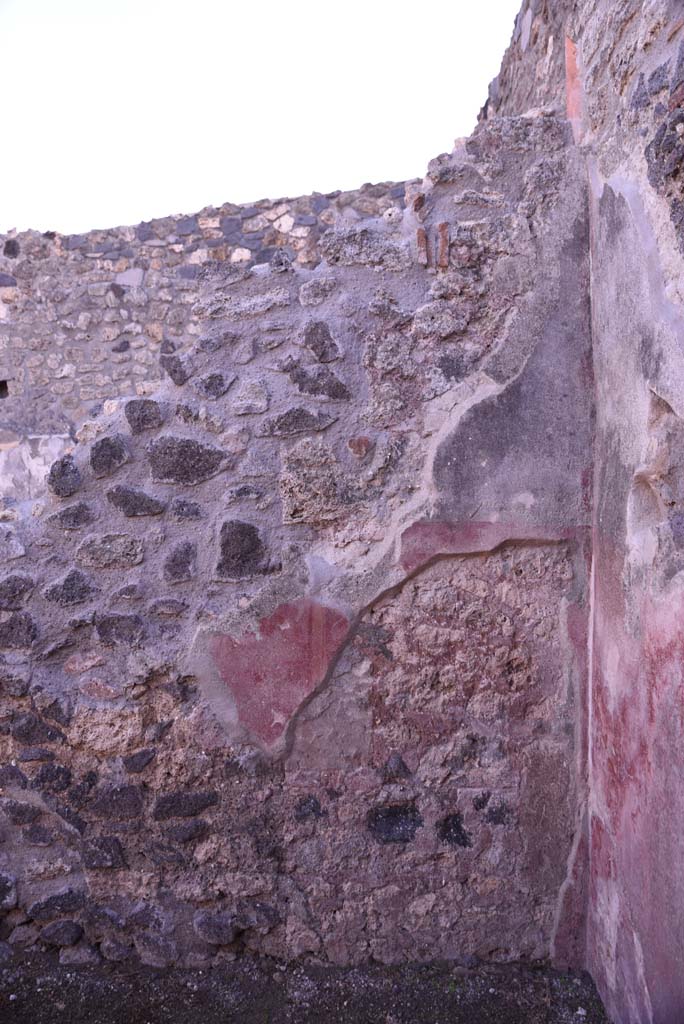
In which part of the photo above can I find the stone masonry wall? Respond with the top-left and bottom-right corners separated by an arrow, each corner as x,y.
0,183 -> 408,501
0,107 -> 593,971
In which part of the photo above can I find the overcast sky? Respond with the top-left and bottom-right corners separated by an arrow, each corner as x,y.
1,0 -> 521,235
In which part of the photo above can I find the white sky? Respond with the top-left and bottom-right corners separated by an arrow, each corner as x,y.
1,0 -> 521,235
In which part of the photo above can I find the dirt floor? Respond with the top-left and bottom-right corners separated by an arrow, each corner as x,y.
0,950 -> 609,1023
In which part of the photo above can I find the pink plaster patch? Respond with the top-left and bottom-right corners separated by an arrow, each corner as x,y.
565,37 -> 583,140
209,599 -> 349,750
400,520 -> 575,572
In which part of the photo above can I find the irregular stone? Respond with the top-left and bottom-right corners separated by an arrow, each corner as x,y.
0,612 -> 38,649
147,436 -> 227,484
122,748 -> 156,773
194,372 -> 235,400
216,521 -> 267,579
170,498 -> 202,520
148,598 -> 187,617
33,763 -> 72,793
91,785 -> 143,820
24,824 -> 54,846
106,485 -> 165,517
0,575 -> 34,610
0,765 -> 27,788
153,790 -> 219,820
47,455 -> 81,497
163,541 -> 197,583
160,353 -> 192,386
3,239 -> 19,258
90,434 -> 129,477
192,910 -> 240,946
165,819 -> 209,844
83,836 -> 127,869
300,321 -> 340,362
232,380 -> 270,415
367,803 -> 423,844
11,713 -> 63,745
2,799 -> 40,824
258,407 -> 337,438
124,399 -> 164,434
28,889 -> 86,921
40,921 -> 84,947
48,503 -> 96,530
294,795 -> 324,821
0,873 -> 17,911
45,570 -> 97,607
95,614 -> 145,647
299,275 -> 337,306
0,272 -> 17,286
281,357 -> 350,400
320,227 -> 411,270
437,812 -> 473,848
76,534 -> 144,569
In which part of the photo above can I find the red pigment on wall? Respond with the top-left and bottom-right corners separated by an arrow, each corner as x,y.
209,599 -> 349,749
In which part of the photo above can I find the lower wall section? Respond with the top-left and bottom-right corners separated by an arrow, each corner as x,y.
0,543 -> 586,967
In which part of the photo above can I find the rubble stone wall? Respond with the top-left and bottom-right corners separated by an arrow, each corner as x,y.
0,108 -> 592,971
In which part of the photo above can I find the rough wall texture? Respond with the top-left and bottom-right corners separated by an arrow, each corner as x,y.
3,2 -> 684,1020
493,2 -> 684,1022
0,183 -> 407,499
0,107 -> 593,973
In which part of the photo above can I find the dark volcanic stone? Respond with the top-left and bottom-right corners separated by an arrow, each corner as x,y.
147,436 -> 226,484
160,353 -> 192,386
302,321 -> 340,362
33,763 -> 72,793
24,824 -> 54,846
367,802 -> 423,844
163,541 -> 197,583
193,910 -> 240,946
437,812 -> 473,848
0,272 -> 17,287
90,434 -> 129,478
40,920 -> 83,947
165,819 -> 209,844
259,407 -> 337,437
380,753 -> 411,783
294,795 -> 324,821
28,889 -> 86,921
124,399 -> 164,435
123,748 -> 156,773
47,455 -> 81,497
484,802 -> 510,826
95,613 -> 145,647
45,570 -> 97,607
194,373 -> 235,400
170,498 -> 202,520
83,836 -> 127,869
3,239 -> 19,258
153,790 -> 219,820
0,574 -> 34,610
48,503 -> 96,530
0,872 -> 17,910
282,358 -> 350,400
106,485 -> 165,517
148,598 -> 187,617
216,521 -> 267,579
2,799 -> 40,824
11,713 -> 63,745
0,612 -> 38,649
0,765 -> 27,788
91,784 -> 143,820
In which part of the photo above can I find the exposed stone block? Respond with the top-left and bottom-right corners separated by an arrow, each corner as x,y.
124,398 -> 164,434
215,521 -> 267,579
90,434 -> 129,477
106,485 -> 165,517
47,455 -> 81,497
147,436 -> 227,484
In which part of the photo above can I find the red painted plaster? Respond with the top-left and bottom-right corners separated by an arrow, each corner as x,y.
209,599 -> 349,750
399,519 -> 575,572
